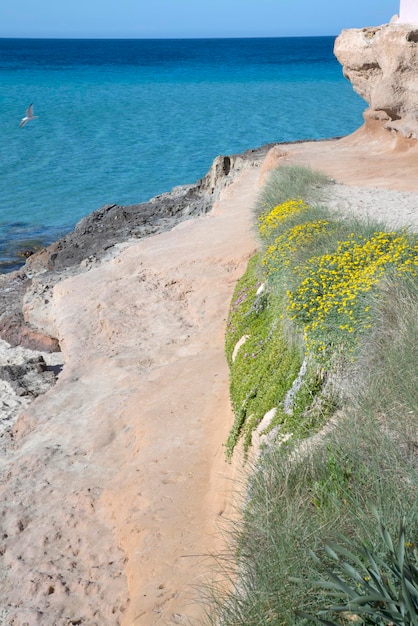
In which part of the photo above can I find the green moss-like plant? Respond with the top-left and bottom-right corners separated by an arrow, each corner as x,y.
264,364 -> 336,442
225,254 -> 304,458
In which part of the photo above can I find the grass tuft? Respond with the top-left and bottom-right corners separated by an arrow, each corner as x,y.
255,164 -> 330,217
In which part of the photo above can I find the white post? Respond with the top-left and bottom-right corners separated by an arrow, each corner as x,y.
398,0 -> 418,24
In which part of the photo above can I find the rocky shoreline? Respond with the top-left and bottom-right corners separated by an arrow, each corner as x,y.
0,144 -> 269,507
0,149 -> 264,625
1,131 -> 418,462
1,138 -> 350,431
0,145 -> 272,354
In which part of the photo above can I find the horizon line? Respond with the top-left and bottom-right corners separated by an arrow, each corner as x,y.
0,34 -> 341,41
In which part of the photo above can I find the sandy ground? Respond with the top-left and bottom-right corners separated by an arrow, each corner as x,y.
1,127 -> 418,625
320,183 -> 418,230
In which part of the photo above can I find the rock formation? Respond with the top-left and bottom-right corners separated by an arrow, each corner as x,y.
334,22 -> 418,141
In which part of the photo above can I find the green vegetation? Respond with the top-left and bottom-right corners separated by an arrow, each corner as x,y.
302,511 -> 418,625
224,254 -> 307,458
205,165 -> 418,625
255,164 -> 329,217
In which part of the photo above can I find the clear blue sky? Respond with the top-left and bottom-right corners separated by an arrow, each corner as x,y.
1,0 -> 399,39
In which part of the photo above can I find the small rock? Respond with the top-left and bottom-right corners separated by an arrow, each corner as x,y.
232,335 -> 250,362
0,356 -> 57,397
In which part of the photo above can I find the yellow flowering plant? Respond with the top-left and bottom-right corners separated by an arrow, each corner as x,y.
258,199 -> 309,240
262,220 -> 331,273
287,230 -> 418,360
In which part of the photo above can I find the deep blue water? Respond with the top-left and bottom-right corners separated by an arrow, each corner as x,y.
0,37 -> 365,271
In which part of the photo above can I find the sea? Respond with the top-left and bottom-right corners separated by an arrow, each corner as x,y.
0,37 -> 365,272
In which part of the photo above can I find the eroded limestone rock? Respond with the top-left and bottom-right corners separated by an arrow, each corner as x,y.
334,22 -> 418,140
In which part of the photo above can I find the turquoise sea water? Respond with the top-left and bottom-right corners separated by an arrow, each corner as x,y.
0,37 -> 365,270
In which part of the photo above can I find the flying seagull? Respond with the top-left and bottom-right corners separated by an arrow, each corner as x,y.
19,103 -> 38,128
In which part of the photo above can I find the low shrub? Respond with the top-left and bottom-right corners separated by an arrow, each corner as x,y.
225,254 -> 304,458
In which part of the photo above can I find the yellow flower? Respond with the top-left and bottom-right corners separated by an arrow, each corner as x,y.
258,199 -> 308,239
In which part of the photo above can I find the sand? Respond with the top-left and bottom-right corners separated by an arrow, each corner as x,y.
1,129 -> 418,625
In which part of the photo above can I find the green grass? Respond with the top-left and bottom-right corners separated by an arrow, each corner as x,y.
255,164 -> 330,218
205,414 -> 418,625
347,271 -> 418,446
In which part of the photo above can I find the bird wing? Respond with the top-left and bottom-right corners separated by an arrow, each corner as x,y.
19,118 -> 27,128
26,104 -> 34,117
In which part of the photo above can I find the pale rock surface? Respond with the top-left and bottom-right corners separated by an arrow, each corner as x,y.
258,145 -> 288,186
231,335 -> 250,363
334,22 -> 418,140
251,407 -> 278,457
260,126 -> 418,193
0,339 -> 63,457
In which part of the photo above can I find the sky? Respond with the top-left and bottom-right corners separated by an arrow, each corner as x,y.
0,0 -> 400,39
